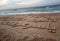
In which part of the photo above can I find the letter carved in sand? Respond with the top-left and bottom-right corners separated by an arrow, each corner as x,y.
47,17 -> 56,33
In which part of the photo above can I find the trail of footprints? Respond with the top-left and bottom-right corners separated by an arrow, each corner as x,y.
0,16 -> 56,33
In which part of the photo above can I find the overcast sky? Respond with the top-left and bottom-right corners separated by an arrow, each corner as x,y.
0,0 -> 60,10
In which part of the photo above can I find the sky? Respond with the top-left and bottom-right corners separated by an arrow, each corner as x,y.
0,0 -> 60,10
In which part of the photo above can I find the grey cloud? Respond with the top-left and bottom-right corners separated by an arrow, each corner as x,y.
0,0 -> 60,10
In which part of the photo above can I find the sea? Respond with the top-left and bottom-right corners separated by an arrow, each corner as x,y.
0,4 -> 60,15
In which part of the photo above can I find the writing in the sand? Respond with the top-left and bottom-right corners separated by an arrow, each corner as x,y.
0,16 -> 56,33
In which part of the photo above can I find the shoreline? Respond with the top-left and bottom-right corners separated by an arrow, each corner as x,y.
0,12 -> 60,16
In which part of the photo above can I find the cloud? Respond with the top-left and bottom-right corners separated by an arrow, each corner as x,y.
15,0 -> 40,6
9,0 -> 60,6
0,0 -> 10,5
0,0 -> 60,10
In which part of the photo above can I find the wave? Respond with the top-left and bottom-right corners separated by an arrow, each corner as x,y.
0,10 -> 60,15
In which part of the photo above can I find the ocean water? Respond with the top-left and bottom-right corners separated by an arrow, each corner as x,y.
0,5 -> 60,15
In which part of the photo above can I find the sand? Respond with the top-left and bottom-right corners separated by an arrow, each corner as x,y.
0,13 -> 60,41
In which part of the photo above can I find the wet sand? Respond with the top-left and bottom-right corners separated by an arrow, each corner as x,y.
0,13 -> 60,41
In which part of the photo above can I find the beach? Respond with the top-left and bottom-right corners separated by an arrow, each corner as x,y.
0,13 -> 60,41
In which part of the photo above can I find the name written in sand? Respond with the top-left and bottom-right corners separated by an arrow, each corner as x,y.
0,16 -> 56,33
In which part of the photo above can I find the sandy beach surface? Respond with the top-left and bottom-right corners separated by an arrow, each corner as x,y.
0,13 -> 60,41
